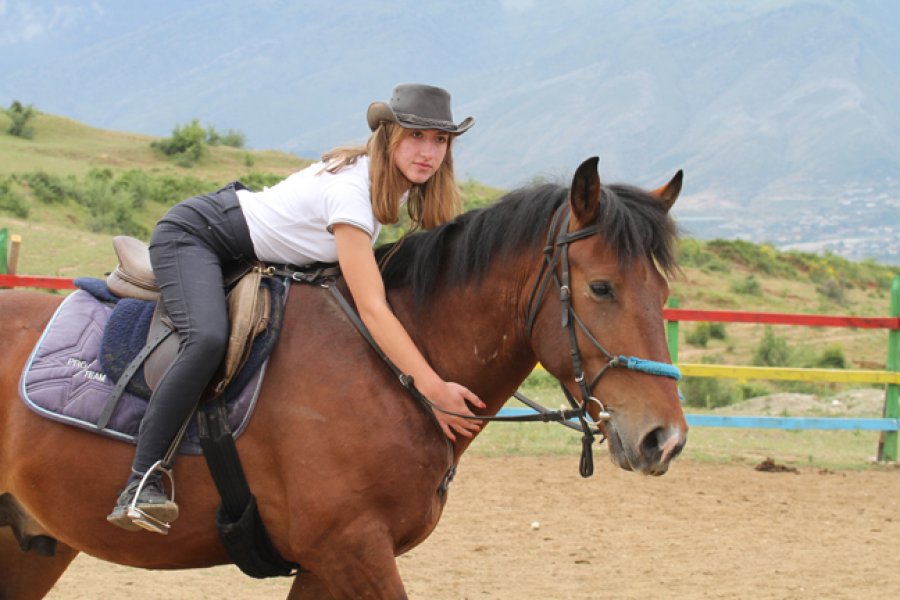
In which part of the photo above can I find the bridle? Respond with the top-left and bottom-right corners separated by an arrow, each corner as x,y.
520,201 -> 681,477
324,199 -> 680,478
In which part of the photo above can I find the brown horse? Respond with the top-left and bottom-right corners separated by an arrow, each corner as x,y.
0,157 -> 687,599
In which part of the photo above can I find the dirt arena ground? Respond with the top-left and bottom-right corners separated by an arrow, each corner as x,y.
46,454 -> 900,599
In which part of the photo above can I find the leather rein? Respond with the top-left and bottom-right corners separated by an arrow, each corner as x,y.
305,201 -> 681,478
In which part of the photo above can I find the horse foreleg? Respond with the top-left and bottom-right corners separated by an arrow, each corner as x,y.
0,527 -> 78,600
287,572 -> 333,599
287,557 -> 407,600
286,525 -> 407,600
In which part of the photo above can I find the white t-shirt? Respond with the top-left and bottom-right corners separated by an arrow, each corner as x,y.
237,156 -> 394,265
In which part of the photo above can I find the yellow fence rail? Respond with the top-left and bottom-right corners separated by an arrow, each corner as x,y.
678,363 -> 900,385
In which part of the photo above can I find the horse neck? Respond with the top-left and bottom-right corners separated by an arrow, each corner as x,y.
390,246 -> 543,449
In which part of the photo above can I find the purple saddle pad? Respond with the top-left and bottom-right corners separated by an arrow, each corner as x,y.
18,290 -> 268,454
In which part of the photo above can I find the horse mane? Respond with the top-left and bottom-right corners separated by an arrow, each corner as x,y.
377,181 -> 679,306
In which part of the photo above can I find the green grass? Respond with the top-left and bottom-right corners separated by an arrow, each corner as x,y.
678,427 -> 885,471
471,419 -> 889,471
2,215 -> 115,278
0,111 -> 307,180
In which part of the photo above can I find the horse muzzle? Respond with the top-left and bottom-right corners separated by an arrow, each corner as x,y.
605,420 -> 687,476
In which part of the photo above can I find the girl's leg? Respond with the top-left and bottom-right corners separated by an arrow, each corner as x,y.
132,232 -> 230,474
107,188 -> 255,532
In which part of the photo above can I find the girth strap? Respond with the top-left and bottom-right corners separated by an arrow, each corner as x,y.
197,399 -> 300,578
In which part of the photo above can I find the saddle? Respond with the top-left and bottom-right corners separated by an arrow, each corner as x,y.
106,235 -> 271,397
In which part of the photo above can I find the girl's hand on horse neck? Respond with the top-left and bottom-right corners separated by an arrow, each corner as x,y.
420,379 -> 483,441
334,224 -> 485,441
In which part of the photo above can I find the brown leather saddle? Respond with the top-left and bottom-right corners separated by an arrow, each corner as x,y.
105,235 -> 271,398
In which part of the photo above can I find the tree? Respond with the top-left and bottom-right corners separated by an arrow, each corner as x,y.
5,101 -> 36,139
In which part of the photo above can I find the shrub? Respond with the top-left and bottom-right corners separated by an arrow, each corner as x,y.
111,169 -> 154,209
5,100 -> 36,139
706,239 -> 797,278
817,277 -> 847,305
147,174 -> 215,206
21,171 -> 80,204
86,196 -> 148,237
0,179 -> 29,217
752,326 -> 791,367
681,377 -> 737,409
151,119 -> 208,167
817,344 -> 847,369
731,275 -> 762,296
218,130 -> 246,148
789,344 -> 819,368
685,323 -> 710,347
239,172 -> 285,191
82,172 -> 147,237
677,238 -> 729,273
681,354 -> 740,409
739,382 -> 771,400
708,322 -> 727,340
205,125 -> 246,148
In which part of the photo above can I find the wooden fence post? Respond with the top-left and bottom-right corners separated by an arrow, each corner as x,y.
7,234 -> 20,275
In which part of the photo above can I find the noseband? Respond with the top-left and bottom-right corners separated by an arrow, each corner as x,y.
521,202 -> 681,476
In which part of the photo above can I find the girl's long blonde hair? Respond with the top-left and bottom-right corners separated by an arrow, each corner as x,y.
321,123 -> 461,229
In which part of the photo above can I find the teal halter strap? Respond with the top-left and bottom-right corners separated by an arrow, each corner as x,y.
614,356 -> 682,380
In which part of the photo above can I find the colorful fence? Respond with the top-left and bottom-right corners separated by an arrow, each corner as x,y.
665,275 -> 900,461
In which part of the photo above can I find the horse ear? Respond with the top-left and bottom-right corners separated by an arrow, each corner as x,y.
569,156 -> 601,225
652,170 -> 683,212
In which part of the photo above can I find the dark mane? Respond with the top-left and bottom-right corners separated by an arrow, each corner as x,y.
377,182 -> 679,306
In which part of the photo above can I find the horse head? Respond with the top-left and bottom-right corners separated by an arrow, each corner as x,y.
527,157 -> 687,475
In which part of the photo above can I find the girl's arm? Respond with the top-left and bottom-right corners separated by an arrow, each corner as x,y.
333,223 -> 484,441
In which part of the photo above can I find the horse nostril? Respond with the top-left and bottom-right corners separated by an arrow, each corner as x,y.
639,427 -> 664,463
639,426 -> 685,465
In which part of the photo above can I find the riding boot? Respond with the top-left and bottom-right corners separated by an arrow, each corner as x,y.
106,472 -> 179,533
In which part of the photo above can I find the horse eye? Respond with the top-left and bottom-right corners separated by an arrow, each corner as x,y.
589,281 -> 614,299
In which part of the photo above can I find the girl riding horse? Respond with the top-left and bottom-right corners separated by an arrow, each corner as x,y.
107,83 -> 486,532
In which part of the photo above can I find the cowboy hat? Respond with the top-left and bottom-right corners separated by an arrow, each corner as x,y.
367,83 -> 474,134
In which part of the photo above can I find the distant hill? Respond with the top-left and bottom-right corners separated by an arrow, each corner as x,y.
1,0 -> 898,263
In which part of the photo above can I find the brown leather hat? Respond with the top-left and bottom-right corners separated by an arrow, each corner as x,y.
367,83 -> 474,134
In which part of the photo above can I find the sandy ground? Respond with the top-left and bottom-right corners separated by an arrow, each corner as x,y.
45,454 -> 900,599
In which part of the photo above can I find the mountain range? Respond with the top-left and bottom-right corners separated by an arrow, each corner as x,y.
1,0 -> 898,263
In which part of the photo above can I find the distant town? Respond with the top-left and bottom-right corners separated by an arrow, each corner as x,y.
679,179 -> 900,266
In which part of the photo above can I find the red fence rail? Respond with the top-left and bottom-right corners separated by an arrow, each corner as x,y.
0,274 -> 77,290
663,308 -> 899,330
